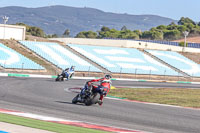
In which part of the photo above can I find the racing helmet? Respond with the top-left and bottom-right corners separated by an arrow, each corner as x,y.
70,66 -> 75,71
71,66 -> 75,69
105,74 -> 112,79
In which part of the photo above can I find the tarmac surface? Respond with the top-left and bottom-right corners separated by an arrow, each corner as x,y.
0,76 -> 200,133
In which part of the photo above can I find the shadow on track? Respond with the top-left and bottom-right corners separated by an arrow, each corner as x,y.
55,101 -> 84,106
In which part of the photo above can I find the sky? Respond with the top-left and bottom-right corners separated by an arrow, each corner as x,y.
0,0 -> 200,22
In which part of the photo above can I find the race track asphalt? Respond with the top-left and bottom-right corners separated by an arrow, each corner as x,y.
0,76 -> 200,133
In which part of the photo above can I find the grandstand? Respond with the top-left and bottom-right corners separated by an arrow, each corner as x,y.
1,36 -> 200,81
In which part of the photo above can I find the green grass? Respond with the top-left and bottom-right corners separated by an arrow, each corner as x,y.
0,113 -> 109,133
109,88 -> 200,108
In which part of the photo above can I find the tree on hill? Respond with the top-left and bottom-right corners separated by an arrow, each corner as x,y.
15,23 -> 45,37
121,26 -> 128,31
141,30 -> 163,40
46,34 -> 58,38
15,17 -> 200,41
101,26 -> 110,32
178,17 -> 196,25
28,27 -> 45,37
98,26 -> 111,38
177,25 -> 188,33
163,30 -> 181,40
75,17 -> 200,40
119,29 -> 139,39
63,29 -> 70,37
156,25 -> 167,30
75,31 -> 97,38
133,30 -> 142,37
198,22 -> 200,26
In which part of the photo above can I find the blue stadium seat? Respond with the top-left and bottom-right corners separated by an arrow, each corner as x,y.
147,50 -> 200,77
68,44 -> 178,76
19,41 -> 101,72
0,43 -> 44,69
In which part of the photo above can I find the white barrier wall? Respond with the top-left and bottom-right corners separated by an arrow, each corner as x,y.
0,24 -> 26,40
50,38 -> 200,53
51,38 -> 127,47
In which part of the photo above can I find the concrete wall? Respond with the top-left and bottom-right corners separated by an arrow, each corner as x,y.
50,38 -> 200,53
51,38 -> 128,47
0,24 -> 26,40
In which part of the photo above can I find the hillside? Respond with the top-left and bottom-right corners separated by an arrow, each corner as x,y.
0,5 -> 176,36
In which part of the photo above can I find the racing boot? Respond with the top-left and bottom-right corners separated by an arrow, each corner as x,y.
98,95 -> 104,106
98,100 -> 103,106
77,94 -> 82,102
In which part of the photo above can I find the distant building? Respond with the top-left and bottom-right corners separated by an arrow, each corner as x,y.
0,24 -> 26,40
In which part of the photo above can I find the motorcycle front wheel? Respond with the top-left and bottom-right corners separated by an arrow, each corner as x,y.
72,94 -> 79,104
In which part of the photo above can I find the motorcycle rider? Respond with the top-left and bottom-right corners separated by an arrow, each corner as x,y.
79,74 -> 112,106
62,66 -> 75,80
69,66 -> 75,78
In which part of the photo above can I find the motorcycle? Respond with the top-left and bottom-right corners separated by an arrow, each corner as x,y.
55,69 -> 74,82
72,83 -> 101,106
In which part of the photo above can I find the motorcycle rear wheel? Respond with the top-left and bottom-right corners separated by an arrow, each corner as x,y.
85,93 -> 100,106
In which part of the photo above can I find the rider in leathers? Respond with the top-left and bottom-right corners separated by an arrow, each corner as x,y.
86,74 -> 112,105
62,66 -> 75,80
